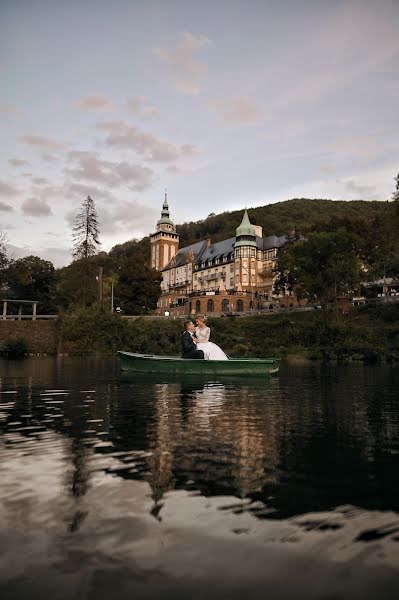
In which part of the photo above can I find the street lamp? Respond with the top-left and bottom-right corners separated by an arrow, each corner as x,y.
95,266 -> 103,304
110,267 -> 121,313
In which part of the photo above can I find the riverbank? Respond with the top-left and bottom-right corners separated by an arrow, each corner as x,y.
1,304 -> 398,362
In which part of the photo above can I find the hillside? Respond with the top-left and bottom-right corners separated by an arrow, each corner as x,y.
176,198 -> 390,247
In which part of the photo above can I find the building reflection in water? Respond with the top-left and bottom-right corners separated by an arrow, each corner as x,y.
117,377 -> 282,519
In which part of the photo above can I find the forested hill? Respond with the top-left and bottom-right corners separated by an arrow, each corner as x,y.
176,198 -> 389,247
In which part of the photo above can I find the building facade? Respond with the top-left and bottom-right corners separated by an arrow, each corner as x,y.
152,198 -> 288,316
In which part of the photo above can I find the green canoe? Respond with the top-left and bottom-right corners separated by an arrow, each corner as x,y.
117,351 -> 280,376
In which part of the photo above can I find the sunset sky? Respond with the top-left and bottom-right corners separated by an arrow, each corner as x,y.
1,0 -> 398,266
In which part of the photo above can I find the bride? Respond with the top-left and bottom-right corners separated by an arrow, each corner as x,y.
194,315 -> 228,360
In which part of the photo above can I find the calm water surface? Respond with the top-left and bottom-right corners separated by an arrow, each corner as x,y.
1,357 -> 399,599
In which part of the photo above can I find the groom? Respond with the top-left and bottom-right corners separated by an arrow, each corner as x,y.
181,320 -> 204,359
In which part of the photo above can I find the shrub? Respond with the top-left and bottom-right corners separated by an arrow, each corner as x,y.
379,303 -> 399,323
2,337 -> 29,358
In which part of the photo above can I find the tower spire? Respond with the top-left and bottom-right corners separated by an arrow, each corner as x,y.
150,191 -> 179,271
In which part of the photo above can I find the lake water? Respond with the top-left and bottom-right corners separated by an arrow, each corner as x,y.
1,357 -> 399,599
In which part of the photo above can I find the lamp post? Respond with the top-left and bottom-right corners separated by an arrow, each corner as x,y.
95,266 -> 103,304
110,267 -> 121,313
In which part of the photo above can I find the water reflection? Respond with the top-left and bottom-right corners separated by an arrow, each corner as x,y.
1,357 -> 399,598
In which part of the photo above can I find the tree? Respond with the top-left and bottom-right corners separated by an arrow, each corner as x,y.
72,195 -> 101,307
5,255 -> 56,313
0,231 -> 8,295
73,195 -> 100,260
393,173 -> 399,203
55,254 -> 106,310
366,176 -> 399,285
285,230 -> 363,326
273,232 -> 304,303
387,173 -> 399,279
108,238 -> 161,314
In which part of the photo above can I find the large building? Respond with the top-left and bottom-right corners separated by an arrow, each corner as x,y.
150,196 -> 287,316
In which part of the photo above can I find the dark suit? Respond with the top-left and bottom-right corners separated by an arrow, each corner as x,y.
181,330 -> 204,359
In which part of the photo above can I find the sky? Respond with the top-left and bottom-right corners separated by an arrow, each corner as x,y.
1,0 -> 398,267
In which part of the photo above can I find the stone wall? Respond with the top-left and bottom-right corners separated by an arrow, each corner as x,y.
0,320 -> 58,354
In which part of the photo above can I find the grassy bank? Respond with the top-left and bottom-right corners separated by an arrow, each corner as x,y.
54,304 -> 399,363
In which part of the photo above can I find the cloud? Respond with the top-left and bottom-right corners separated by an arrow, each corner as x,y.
64,195 -> 157,242
96,120 -> 197,162
8,158 -> 31,168
66,150 -> 155,190
65,182 -> 116,203
277,164 -> 394,204
0,104 -> 23,117
114,163 -> 155,191
180,144 -> 198,156
0,180 -> 20,196
319,164 -> 336,175
208,98 -> 265,125
32,177 -> 48,185
41,153 -> 58,163
97,199 -> 158,237
0,180 -> 19,197
6,242 -> 70,268
326,136 -> 379,163
0,201 -> 14,212
21,197 -> 52,217
342,179 -> 377,198
165,165 -> 180,175
271,4 -> 399,111
19,134 -> 64,151
125,96 -> 158,119
73,94 -> 115,112
152,30 -> 210,95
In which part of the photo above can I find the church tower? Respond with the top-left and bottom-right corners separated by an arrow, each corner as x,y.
150,192 -> 179,271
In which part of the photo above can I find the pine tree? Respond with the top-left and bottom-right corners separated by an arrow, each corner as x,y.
0,231 -> 8,295
72,196 -> 101,307
393,173 -> 399,202
72,195 -> 100,260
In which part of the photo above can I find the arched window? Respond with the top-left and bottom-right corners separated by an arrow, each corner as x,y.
195,300 -> 201,313
249,300 -> 253,310
237,299 -> 244,312
207,299 -> 214,312
188,301 -> 192,313
222,299 -> 229,312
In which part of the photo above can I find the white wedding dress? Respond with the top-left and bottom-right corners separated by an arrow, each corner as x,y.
195,326 -> 228,360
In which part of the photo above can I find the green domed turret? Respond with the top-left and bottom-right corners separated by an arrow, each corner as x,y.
235,208 -> 257,248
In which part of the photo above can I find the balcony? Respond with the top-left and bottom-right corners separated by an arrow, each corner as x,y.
259,266 -> 274,275
169,281 -> 189,289
199,273 -> 226,282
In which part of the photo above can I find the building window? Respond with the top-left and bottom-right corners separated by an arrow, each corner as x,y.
207,299 -> 214,312
195,300 -> 201,312
222,299 -> 229,312
237,299 -> 244,312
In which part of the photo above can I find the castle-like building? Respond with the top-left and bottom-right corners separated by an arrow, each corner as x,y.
150,194 -> 287,315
